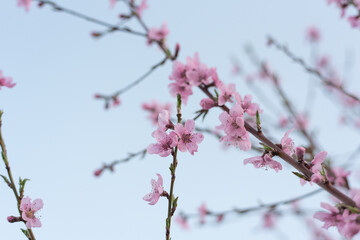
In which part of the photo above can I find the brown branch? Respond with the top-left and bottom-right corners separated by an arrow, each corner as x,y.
0,111 -> 36,240
267,36 -> 360,104
199,85 -> 357,208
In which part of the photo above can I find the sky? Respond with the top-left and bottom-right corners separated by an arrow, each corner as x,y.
1,0 -> 360,239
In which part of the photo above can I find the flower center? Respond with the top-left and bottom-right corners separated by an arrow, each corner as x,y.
182,133 -> 192,143
26,210 -> 35,219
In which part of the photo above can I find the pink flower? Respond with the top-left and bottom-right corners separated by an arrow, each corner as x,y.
198,203 -> 207,224
262,211 -> 277,228
306,219 -> 334,240
308,151 -> 327,184
142,100 -> 172,125
17,0 -> 31,11
219,129 -> 251,151
328,167 -> 350,187
218,83 -> 236,106
143,174 -> 164,205
147,22 -> 169,45
314,202 -> 340,229
147,129 -> 178,157
348,16 -> 360,28
315,202 -> 360,239
168,82 -> 193,105
235,93 -> 262,117
174,120 -> 204,155
200,98 -> 215,110
217,104 -> 252,151
185,53 -> 215,86
175,215 -> 190,230
217,104 -> 244,136
157,110 -> 173,130
20,196 -> 43,229
0,71 -> 16,90
280,128 -> 295,156
244,154 -> 282,172
135,0 -> 148,17
306,26 -> 321,43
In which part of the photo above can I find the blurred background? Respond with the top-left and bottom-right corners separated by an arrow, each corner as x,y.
1,0 -> 360,239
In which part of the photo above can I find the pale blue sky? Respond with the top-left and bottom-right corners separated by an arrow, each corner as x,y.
1,0 -> 360,239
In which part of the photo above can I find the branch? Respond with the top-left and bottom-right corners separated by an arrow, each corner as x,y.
267,36 -> 360,105
37,0 -> 146,37
0,111 -> 37,240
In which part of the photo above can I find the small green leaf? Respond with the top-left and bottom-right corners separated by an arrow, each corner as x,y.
292,171 -> 308,180
259,143 -> 273,151
177,94 -> 182,110
256,111 -> 261,126
20,228 -> 30,239
0,174 -> 11,187
202,110 -> 209,121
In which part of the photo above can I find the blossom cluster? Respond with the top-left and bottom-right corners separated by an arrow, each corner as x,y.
147,110 -> 204,156
327,0 -> 360,28
168,53 -> 262,151
314,200 -> 360,239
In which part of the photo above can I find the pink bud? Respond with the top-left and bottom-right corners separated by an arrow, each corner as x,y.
94,94 -> 102,99
200,98 -> 215,110
94,169 -> 103,177
91,32 -> 102,38
7,216 -> 16,223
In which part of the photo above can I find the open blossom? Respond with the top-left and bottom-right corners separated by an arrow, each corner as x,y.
174,120 -> 204,155
142,100 -> 172,125
157,109 -> 173,130
280,128 -> 295,156
310,151 -> 327,183
217,104 -> 251,151
198,203 -> 207,224
0,71 -> 16,90
301,151 -> 327,185
328,167 -> 350,187
147,129 -> 178,157
306,219 -> 334,240
236,94 -> 262,117
135,0 -> 148,17
185,53 -> 215,86
244,154 -> 282,172
147,22 -> 169,45
218,83 -> 236,106
143,174 -> 164,205
314,202 -> 360,239
217,104 -> 244,136
18,0 -> 31,11
20,196 -> 43,228
169,61 -> 193,104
